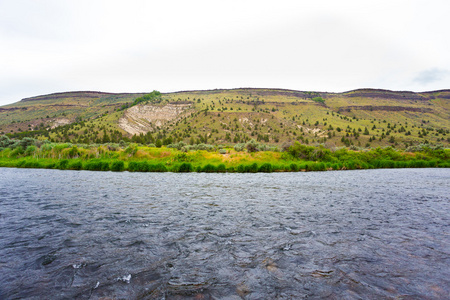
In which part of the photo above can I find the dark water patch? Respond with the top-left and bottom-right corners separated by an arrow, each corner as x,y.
0,168 -> 449,299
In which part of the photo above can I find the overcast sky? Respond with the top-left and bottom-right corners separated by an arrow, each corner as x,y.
1,0 -> 449,106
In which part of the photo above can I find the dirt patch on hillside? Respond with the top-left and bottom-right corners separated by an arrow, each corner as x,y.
119,103 -> 193,135
297,125 -> 328,137
51,118 -> 71,129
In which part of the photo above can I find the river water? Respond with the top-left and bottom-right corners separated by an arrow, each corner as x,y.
0,168 -> 449,299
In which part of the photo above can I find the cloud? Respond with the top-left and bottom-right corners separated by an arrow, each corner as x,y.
413,68 -> 450,85
1,1 -> 450,105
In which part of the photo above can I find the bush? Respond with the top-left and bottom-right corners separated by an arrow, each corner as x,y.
236,164 -> 246,173
246,139 -> 260,153
128,161 -> 149,172
288,142 -> 332,162
226,166 -> 236,173
84,160 -> 110,171
167,141 -> 187,150
67,146 -> 80,158
178,162 -> 193,173
68,160 -> 83,170
217,164 -> 226,173
331,163 -> 342,170
303,163 -> 312,171
258,163 -> 273,173
201,164 -> 217,173
41,143 -> 53,152
289,163 -> 299,172
9,146 -> 24,158
56,159 -> 69,170
312,97 -> 325,104
245,163 -> 258,173
175,153 -> 189,162
24,145 -> 37,156
195,144 -> 215,151
25,161 -> 43,168
148,163 -> 168,172
0,135 -> 14,148
234,143 -> 246,152
219,149 -> 227,154
111,160 -> 125,171
124,144 -> 138,156
18,137 -> 37,149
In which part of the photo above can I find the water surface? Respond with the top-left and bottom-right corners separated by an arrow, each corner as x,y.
0,168 -> 449,299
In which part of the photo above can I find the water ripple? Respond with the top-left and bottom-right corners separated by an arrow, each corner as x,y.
0,168 -> 449,299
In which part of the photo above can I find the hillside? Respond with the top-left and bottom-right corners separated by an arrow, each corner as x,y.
1,88 -> 449,149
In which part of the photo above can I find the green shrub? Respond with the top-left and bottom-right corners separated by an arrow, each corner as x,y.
311,162 -> 326,171
427,160 -> 438,167
24,145 -> 37,156
56,159 -> 69,170
236,164 -> 246,173
148,163 -> 168,172
246,140 -> 260,152
245,163 -> 258,173
288,142 -> 332,161
0,135 -> 14,148
45,162 -> 56,169
84,160 -> 110,171
312,97 -> 325,104
413,160 -> 426,168
41,143 -> 53,152
259,163 -> 273,173
67,146 -> 80,158
16,160 -> 42,168
234,143 -> 246,152
217,164 -> 226,173
128,161 -> 150,172
53,143 -> 72,153
303,163 -> 312,171
201,164 -> 217,173
298,163 -> 307,171
226,166 -> 236,173
128,161 -> 138,171
331,163 -> 341,170
167,141 -> 187,150
289,163 -> 299,172
124,144 -> 138,156
178,162 -> 193,173
111,160 -> 125,171
343,161 -> 356,170
18,137 -> 37,149
138,161 -> 150,171
175,153 -> 189,162
9,146 -> 24,158
68,160 -> 83,170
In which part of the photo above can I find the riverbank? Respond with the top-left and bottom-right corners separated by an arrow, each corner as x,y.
0,140 -> 448,172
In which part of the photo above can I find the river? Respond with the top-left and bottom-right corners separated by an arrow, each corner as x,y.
0,168 -> 449,299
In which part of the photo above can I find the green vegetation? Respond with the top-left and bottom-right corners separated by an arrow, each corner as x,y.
1,136 -> 448,173
312,97 -> 325,104
119,90 -> 162,110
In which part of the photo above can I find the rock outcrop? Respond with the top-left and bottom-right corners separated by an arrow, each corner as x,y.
119,103 -> 192,135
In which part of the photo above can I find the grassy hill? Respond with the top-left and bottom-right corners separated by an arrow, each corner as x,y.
1,88 -> 449,149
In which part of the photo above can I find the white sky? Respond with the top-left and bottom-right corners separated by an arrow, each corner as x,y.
1,0 -> 449,106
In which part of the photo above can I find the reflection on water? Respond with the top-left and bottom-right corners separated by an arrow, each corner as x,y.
0,168 -> 449,299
